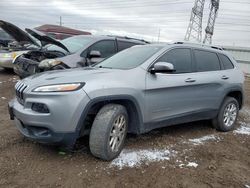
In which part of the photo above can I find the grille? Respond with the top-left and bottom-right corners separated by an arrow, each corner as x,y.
15,81 -> 28,105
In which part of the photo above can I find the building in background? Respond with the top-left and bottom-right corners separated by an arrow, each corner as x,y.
223,46 -> 250,75
35,24 -> 91,40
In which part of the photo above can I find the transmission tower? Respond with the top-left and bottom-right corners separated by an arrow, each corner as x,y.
184,0 -> 205,43
203,0 -> 220,44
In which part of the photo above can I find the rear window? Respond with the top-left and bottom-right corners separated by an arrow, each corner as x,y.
219,54 -> 234,70
194,50 -> 221,72
117,41 -> 139,51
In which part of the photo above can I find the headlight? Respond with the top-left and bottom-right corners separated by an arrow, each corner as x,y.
39,59 -> 62,68
33,83 -> 85,92
0,52 -> 16,58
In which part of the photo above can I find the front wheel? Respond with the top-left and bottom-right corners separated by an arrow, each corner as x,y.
212,97 -> 239,132
89,104 -> 128,161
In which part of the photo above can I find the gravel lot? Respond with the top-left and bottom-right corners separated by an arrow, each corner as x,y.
0,68 -> 249,188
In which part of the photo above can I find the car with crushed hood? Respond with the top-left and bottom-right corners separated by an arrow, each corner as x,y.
13,34 -> 149,78
0,20 -> 70,71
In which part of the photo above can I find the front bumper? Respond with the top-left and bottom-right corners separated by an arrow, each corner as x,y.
0,58 -> 14,68
8,89 -> 90,146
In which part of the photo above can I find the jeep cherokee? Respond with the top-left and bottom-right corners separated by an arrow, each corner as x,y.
8,42 -> 245,160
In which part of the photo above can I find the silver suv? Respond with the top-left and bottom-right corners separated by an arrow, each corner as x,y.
8,42 -> 245,160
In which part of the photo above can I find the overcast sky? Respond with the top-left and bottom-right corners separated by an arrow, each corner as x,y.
1,0 -> 250,47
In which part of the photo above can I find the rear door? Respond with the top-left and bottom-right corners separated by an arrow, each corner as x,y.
191,49 -> 225,112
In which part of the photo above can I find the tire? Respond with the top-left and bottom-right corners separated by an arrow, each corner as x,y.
89,104 -> 128,161
212,97 -> 239,132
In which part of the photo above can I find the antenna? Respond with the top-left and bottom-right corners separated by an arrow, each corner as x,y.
184,0 -> 205,43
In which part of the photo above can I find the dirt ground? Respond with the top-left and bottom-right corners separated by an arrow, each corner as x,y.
0,68 -> 249,188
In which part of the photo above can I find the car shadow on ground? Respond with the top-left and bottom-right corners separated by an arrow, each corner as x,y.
0,68 -> 15,75
27,120 -> 214,159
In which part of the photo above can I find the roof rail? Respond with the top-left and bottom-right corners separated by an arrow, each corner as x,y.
106,35 -> 150,44
174,41 -> 223,50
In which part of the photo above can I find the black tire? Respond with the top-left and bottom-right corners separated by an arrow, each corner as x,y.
212,97 -> 239,132
89,104 -> 128,161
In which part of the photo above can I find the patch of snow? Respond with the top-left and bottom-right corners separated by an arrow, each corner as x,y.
110,149 -> 176,169
1,97 -> 6,100
188,135 -> 218,145
234,122 -> 250,136
186,162 -> 198,168
0,81 -> 2,84
179,164 -> 185,168
245,185 -> 250,188
178,162 -> 198,168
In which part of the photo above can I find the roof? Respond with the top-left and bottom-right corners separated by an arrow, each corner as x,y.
35,24 -> 91,35
144,41 -> 226,53
70,35 -> 149,44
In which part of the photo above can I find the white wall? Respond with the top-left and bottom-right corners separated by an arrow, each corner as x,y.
238,62 -> 250,74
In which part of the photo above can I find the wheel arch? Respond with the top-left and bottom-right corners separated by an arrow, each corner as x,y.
76,95 -> 144,137
223,88 -> 244,110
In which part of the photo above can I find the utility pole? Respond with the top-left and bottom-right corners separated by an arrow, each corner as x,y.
57,16 -> 64,26
59,16 -> 62,26
203,0 -> 220,44
157,28 -> 161,42
184,0 -> 205,43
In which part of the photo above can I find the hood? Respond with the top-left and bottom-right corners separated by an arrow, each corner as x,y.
0,20 -> 39,47
0,20 -> 69,52
25,28 -> 69,52
23,67 -> 119,87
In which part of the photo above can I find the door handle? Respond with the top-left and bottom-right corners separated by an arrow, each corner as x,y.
185,78 -> 196,83
221,75 -> 229,80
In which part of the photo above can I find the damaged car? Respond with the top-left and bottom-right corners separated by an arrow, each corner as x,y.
0,21 -> 41,70
0,20 -> 71,76
13,34 -> 149,78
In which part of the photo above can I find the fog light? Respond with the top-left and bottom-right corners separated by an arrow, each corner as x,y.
31,103 -> 49,113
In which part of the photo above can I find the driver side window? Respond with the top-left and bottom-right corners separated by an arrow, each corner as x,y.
88,40 -> 116,58
157,48 -> 192,73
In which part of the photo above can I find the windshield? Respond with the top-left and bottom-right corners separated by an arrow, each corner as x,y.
95,46 -> 163,69
47,36 -> 94,53
0,29 -> 12,39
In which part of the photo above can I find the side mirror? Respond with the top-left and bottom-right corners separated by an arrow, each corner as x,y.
150,62 -> 175,74
89,50 -> 101,58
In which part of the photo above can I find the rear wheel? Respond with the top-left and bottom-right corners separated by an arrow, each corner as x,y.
89,104 -> 128,161
213,97 -> 239,132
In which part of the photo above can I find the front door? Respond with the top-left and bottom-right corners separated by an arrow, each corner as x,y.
145,48 -> 199,125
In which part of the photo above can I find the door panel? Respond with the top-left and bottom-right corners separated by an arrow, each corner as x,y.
145,72 -> 203,122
